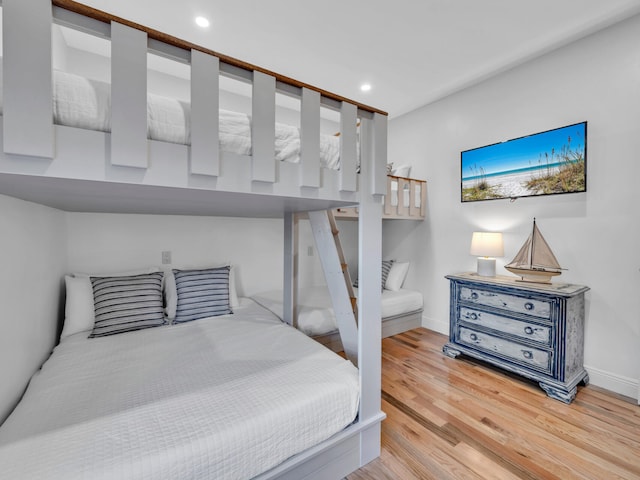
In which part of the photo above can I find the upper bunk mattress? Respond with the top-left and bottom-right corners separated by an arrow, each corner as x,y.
0,298 -> 359,480
251,285 -> 424,336
0,67 -> 342,169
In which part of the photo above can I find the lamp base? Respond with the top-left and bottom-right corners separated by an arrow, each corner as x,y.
476,257 -> 496,277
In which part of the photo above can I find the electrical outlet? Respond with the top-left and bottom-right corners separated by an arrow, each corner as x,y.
161,251 -> 172,264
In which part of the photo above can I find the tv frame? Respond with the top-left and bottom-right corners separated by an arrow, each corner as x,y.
460,121 -> 587,203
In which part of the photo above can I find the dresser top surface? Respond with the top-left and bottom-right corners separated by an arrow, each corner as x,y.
446,272 -> 590,296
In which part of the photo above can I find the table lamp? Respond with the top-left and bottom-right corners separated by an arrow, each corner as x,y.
470,232 -> 504,277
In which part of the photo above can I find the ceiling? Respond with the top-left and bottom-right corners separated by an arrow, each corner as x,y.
63,0 -> 640,117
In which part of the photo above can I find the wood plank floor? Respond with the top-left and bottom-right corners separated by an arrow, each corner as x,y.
347,328 -> 640,480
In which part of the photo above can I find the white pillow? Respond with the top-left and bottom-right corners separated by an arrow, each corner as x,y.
391,164 -> 412,178
61,267 -> 161,340
385,262 -> 410,291
164,263 -> 239,321
61,275 -> 96,339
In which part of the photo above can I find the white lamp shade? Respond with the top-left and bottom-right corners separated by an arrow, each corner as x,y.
470,232 -> 504,257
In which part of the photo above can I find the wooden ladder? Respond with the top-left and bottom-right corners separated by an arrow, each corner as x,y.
327,210 -> 358,320
307,209 -> 358,364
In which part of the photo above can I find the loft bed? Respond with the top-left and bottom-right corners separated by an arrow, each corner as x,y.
334,174 -> 427,220
0,1 -> 387,479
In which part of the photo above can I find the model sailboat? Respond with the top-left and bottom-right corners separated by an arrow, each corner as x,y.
505,218 -> 563,283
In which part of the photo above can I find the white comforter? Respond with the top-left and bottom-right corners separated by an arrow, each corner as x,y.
2,69 -> 340,169
0,299 -> 359,480
252,286 -> 424,336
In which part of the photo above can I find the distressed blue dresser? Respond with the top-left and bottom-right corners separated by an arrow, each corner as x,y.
443,273 -> 590,403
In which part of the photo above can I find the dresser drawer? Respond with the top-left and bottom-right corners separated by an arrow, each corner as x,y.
459,327 -> 552,374
459,307 -> 552,345
459,286 -> 551,319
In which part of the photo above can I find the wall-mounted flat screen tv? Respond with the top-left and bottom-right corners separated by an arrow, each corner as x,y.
461,122 -> 587,202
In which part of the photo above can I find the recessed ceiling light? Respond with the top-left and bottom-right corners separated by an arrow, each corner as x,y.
360,83 -> 372,92
195,16 -> 210,28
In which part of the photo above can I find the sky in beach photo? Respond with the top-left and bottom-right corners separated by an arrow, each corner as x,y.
462,122 -> 586,180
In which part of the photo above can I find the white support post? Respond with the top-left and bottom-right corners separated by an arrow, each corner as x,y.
357,116 -> 383,466
372,113 -> 388,196
300,88 -> 321,188
252,71 -> 276,183
110,22 -> 148,168
308,210 -> 358,365
339,102 -> 358,192
283,212 -> 298,329
190,50 -> 220,177
2,0 -> 54,158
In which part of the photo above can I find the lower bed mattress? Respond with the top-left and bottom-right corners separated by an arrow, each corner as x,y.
251,286 -> 424,336
0,298 -> 359,480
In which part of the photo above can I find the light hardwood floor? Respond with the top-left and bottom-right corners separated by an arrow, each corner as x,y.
347,328 -> 640,480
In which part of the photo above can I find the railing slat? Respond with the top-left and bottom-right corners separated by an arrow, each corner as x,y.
252,71 -> 276,183
384,176 -> 394,217
339,102 -> 357,192
397,178 -> 409,216
111,22 -> 148,168
2,0 -> 54,158
409,180 -> 419,218
190,50 -> 219,177
300,88 -> 321,188
420,181 -> 427,218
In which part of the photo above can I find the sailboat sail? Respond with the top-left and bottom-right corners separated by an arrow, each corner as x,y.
505,219 -> 563,283
531,224 -> 561,270
507,235 -> 533,269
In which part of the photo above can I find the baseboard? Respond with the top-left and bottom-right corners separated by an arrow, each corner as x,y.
421,315 -> 448,335
584,365 -> 639,402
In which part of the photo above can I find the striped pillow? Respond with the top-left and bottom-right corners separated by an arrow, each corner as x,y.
89,272 -> 165,338
173,266 -> 232,324
352,260 -> 394,291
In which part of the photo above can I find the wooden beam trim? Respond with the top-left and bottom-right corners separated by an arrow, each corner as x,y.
51,0 -> 388,116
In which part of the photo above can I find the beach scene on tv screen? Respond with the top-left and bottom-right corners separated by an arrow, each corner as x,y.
461,122 -> 586,202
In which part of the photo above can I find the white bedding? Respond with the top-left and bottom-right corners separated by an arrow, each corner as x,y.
251,286 -> 424,336
0,298 -> 359,480
0,67 -> 342,170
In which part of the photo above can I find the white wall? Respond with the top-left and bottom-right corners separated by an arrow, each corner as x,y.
0,195 -> 67,423
66,213 -> 287,297
386,14 -> 640,398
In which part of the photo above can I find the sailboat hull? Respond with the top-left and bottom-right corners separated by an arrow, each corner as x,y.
504,266 -> 561,284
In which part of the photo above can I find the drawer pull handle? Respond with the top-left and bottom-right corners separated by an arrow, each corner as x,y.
522,350 -> 533,359
524,302 -> 535,311
471,292 -> 479,300
469,333 -> 478,341
469,313 -> 478,320
524,326 -> 534,335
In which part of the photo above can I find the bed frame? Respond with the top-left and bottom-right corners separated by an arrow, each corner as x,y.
0,0 -> 387,478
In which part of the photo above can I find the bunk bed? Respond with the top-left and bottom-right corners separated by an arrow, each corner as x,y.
252,284 -> 424,352
0,1 -> 387,479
